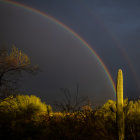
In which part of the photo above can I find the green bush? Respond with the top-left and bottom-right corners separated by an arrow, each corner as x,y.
0,95 -> 52,118
0,95 -> 52,140
1,97 -> 140,140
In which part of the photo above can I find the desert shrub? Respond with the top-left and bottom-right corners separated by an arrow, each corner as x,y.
0,95 -> 52,140
0,95 -> 52,118
94,100 -> 117,140
124,99 -> 140,140
1,97 -> 140,140
95,98 -> 140,140
34,110 -> 116,140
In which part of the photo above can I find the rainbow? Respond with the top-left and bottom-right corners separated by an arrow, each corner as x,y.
87,8 -> 140,91
0,0 -> 116,95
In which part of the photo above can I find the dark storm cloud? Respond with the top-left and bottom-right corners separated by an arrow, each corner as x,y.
1,0 -> 140,100
82,0 -> 140,97
0,2 -> 115,105
88,0 -> 140,35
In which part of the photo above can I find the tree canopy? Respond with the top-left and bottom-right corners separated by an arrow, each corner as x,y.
0,46 -> 38,98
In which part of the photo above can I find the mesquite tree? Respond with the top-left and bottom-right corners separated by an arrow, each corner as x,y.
0,46 -> 38,98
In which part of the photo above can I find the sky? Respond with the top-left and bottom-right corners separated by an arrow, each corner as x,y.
1,0 -> 140,105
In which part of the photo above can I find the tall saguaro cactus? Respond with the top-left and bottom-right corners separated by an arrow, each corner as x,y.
116,69 -> 124,140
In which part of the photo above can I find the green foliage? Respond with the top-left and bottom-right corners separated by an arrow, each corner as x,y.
0,95 -> 52,140
1,97 -> 140,139
124,99 -> 140,139
0,95 -> 52,117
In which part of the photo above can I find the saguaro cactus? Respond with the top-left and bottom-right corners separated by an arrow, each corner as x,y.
116,69 -> 124,140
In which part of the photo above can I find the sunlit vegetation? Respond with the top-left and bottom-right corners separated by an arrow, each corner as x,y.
1,46 -> 140,139
116,69 -> 124,140
0,95 -> 140,140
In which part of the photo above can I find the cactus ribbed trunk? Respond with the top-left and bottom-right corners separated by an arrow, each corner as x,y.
116,69 -> 124,140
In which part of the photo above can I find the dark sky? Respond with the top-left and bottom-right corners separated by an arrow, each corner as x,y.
1,0 -> 140,105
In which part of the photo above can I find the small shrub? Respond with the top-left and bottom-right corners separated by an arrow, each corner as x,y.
0,95 -> 52,140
